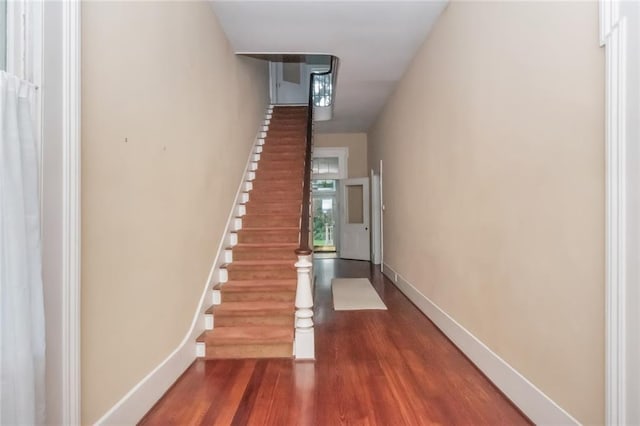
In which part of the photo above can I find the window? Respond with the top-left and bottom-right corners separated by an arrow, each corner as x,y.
312,73 -> 332,107
312,179 -> 337,192
312,180 -> 337,252
1,0 -> 6,70
312,157 -> 339,175
3,0 -> 41,82
2,0 -> 42,167
312,147 -> 348,180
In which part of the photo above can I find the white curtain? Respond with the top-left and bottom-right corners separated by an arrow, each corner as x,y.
0,71 -> 45,424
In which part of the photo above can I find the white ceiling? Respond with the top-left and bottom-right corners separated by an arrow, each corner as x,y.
210,1 -> 448,133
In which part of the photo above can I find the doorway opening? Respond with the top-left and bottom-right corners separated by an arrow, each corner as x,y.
312,179 -> 337,253
339,178 -> 370,261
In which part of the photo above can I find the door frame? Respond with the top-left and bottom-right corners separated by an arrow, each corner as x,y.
312,183 -> 339,252
61,3 -> 82,422
600,0 -> 640,423
339,177 -> 370,261
6,0 -> 81,422
41,1 -> 82,423
311,148 -> 348,255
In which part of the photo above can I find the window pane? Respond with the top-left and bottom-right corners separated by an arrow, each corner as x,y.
0,0 -> 6,71
312,179 -> 336,192
312,157 -> 339,175
313,195 -> 336,251
347,185 -> 364,224
313,73 -> 332,107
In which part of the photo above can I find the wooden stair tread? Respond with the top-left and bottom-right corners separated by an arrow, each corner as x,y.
245,191 -> 302,194
241,213 -> 300,217
238,226 -> 299,231
243,203 -> 302,209
239,215 -> 301,220
237,216 -> 300,220
248,193 -> 302,198
247,187 -> 302,192
249,188 -> 302,193
242,200 -> 301,205
257,160 -> 303,165
253,172 -> 304,176
198,326 -> 293,344
248,194 -> 302,199
206,301 -> 293,314
215,279 -> 297,290
223,259 -> 295,267
230,242 -> 298,248
240,219 -> 300,224
248,188 -> 303,192
251,174 -> 303,179
259,147 -> 304,153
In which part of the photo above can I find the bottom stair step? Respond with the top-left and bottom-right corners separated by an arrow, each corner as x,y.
206,301 -> 294,327
197,326 -> 293,359
215,279 -> 297,302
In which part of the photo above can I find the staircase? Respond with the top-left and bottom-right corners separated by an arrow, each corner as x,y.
197,106 -> 308,359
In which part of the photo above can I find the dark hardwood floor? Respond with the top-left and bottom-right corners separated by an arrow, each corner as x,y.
140,258 -> 531,425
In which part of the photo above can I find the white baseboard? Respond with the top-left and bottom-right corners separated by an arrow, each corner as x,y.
382,262 -> 579,426
93,105 -> 274,425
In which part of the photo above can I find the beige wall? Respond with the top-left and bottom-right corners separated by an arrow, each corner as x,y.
368,2 -> 604,423
315,133 -> 368,178
81,2 -> 269,423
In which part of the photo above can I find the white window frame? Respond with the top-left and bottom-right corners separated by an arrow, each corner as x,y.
312,147 -> 348,180
5,0 -> 43,196
0,1 -> 6,71
5,0 -> 41,84
4,0 -> 22,76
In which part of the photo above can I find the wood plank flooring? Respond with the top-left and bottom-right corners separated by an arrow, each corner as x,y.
140,258 -> 531,425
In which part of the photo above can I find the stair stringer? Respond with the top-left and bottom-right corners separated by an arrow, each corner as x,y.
93,105 -> 274,426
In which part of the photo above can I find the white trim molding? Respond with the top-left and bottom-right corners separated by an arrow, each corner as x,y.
382,263 -> 579,425
94,106 -> 274,425
61,1 -> 82,424
600,1 -> 640,424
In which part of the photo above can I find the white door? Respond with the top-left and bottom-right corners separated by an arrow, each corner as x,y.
340,178 -> 370,261
272,62 -> 308,104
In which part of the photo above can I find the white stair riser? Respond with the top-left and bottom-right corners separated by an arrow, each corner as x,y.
205,314 -> 214,330
218,268 -> 228,283
196,342 -> 205,357
212,289 -> 221,305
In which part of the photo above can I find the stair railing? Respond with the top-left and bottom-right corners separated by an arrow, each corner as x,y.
294,56 -> 338,360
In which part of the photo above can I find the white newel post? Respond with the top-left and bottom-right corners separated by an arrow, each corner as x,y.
294,253 -> 314,359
